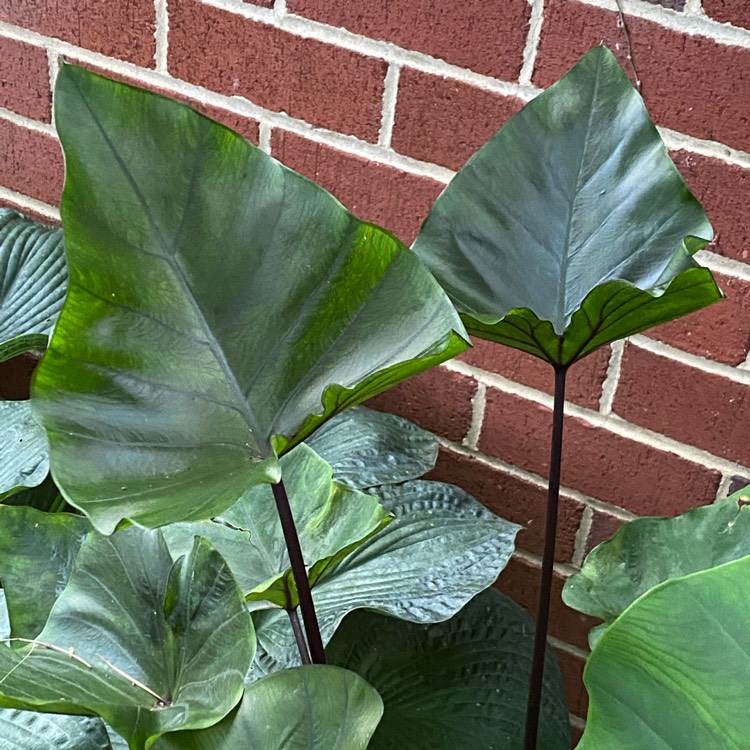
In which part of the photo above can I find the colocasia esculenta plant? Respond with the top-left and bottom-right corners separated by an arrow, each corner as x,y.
0,45 -> 742,750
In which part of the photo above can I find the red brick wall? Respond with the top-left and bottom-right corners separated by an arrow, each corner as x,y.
2,0 -> 749,740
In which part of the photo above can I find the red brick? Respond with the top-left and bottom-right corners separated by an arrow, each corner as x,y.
646,274 -> 750,366
0,354 -> 39,400
0,198 -> 58,226
0,1 -> 155,68
584,511 -> 626,555
168,0 -> 386,141
427,447 -> 584,563
703,0 -> 750,29
570,723 -> 584,746
555,647 -> 588,719
460,340 -> 610,410
672,151 -> 750,264
287,0 -> 531,80
0,37 -> 51,121
479,387 -> 722,515
0,120 -> 63,207
391,69 -> 525,171
534,0 -> 750,153
613,344 -> 750,466
366,366 -> 476,443
271,130 -> 443,244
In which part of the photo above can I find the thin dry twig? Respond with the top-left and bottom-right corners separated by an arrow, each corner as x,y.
0,638 -> 93,668
99,657 -> 169,706
614,0 -> 642,92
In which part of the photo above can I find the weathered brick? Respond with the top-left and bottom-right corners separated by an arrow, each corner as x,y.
703,0 -> 750,29
391,68 -> 524,171
169,0 -> 386,141
0,120 -> 63,207
672,150 -> 750,264
647,274 -> 750,366
534,0 -> 750,153
0,354 -> 38,400
287,0 -> 531,80
460,340 -> 610,410
0,0 -> 155,68
427,447 -> 584,563
0,37 -> 51,121
366,366 -> 476,443
555,647 -> 588,719
271,130 -> 443,244
584,510 -> 626,555
613,344 -> 750,467
479,386 -> 722,515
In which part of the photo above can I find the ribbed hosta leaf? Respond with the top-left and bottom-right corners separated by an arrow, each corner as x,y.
0,710 -> 113,750
412,46 -> 721,365
0,209 -> 67,363
0,400 -> 49,498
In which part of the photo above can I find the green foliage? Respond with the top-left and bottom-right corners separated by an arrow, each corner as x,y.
0,400 -> 49,499
0,711 -> 112,750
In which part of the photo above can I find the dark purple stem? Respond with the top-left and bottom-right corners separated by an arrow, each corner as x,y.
286,606 -> 312,665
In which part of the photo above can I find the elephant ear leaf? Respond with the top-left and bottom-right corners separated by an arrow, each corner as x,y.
412,45 -> 722,366
33,63 -> 467,533
0,209 -> 67,363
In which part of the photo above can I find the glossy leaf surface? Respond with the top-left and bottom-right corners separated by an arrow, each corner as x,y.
412,46 -> 721,364
0,400 -> 49,497
329,589 -> 570,750
0,710 -> 113,750
0,209 -> 67,363
157,666 -> 383,750
34,63 -> 466,533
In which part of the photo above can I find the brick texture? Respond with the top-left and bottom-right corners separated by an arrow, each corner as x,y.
0,1 -> 155,68
168,0 -> 386,141
555,647 -> 589,719
288,0 -> 531,80
271,131 -> 443,244
703,0 -> 750,30
535,0 -> 750,153
391,69 -> 524,171
0,37 -> 51,122
479,387 -> 722,515
584,511 -> 627,555
0,354 -> 37,400
613,345 -> 750,467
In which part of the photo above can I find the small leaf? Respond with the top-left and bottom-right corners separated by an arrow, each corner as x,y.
0,710 -> 113,750
0,400 -> 49,497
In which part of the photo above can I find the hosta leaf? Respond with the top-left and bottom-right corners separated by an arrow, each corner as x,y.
328,589 -> 570,750
0,528 -> 254,748
156,666 -> 383,750
412,45 -> 721,365
0,400 -> 49,497
0,209 -> 67,363
33,63 -> 467,534
252,481 -> 519,674
0,710 -> 113,750
305,406 -> 438,488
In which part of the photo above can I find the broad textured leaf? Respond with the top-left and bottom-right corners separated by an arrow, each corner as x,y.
328,589 -> 570,750
0,209 -> 67,363
252,480 -> 519,673
156,666 -> 383,750
412,46 -> 721,365
33,63 -> 467,534
578,556 -> 750,749
0,505 -> 89,639
0,590 -> 9,639
163,444 -> 390,608
1,474 -> 66,512
305,406 -> 438,488
0,400 -> 49,497
0,528 -> 254,748
0,710 -> 113,750
563,486 -> 750,646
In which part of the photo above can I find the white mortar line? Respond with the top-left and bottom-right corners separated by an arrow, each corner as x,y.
257,121 -> 272,154
273,0 -> 287,20
548,635 -> 590,659
572,506 -> 595,568
463,382 -> 486,450
575,0 -> 750,47
715,473 -> 737,500
519,0 -> 545,86
378,63 -> 400,149
695,249 -> 750,283
46,48 -> 60,120
0,106 -> 56,136
570,715 -> 587,732
599,341 -> 625,415
0,187 -> 60,222
443,358 -> 750,475
683,0 -> 705,17
662,128 -> 750,170
741,351 -> 750,371
154,0 -> 169,73
513,547 -> 579,578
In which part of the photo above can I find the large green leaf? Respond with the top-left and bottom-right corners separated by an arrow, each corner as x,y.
0,528 -> 254,748
252,481 -> 519,674
163,444 -> 391,608
0,209 -> 67,363
328,589 -> 570,750
305,406 -> 438,489
33,63 -> 467,534
578,555 -> 750,749
0,505 -> 89,639
0,400 -> 49,498
0,710 -> 113,750
412,45 -> 721,365
563,485 -> 750,646
156,666 -> 383,749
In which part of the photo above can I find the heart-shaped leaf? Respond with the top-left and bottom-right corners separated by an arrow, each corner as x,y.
412,46 -> 722,365
328,588 -> 570,750
33,63 -> 467,534
156,666 -> 383,750
0,528 -> 254,748
305,406 -> 439,489
0,400 -> 49,498
0,209 -> 67,363
0,710 -> 113,750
